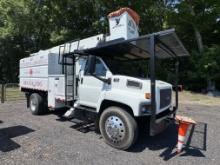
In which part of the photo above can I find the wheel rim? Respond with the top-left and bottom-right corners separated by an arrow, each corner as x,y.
105,116 -> 126,143
30,99 -> 37,112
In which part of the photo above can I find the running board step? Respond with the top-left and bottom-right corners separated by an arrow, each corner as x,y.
63,107 -> 75,119
75,105 -> 96,113
63,105 -> 96,119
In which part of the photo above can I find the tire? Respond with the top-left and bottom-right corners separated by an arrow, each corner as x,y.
29,93 -> 45,115
99,106 -> 138,150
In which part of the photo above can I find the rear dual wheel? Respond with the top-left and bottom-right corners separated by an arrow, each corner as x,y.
99,107 -> 138,150
29,93 -> 47,115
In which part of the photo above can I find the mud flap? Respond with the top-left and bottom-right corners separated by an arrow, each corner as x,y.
25,93 -> 30,108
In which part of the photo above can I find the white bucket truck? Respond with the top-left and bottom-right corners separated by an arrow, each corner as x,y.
19,8 -> 189,150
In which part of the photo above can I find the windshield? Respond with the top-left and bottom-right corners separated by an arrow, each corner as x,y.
103,57 -> 149,78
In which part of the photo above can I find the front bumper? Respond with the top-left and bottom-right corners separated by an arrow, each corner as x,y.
149,108 -> 176,136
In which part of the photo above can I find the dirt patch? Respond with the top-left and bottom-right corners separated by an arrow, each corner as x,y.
177,91 -> 220,106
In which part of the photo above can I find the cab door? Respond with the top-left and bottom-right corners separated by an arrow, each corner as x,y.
78,58 -> 108,108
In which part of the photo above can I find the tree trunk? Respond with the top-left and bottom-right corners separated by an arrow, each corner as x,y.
187,0 -> 204,53
194,26 -> 204,53
207,78 -> 217,96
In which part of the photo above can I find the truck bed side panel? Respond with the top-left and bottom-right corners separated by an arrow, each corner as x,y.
20,78 -> 48,91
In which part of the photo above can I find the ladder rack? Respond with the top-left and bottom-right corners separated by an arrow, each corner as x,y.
58,39 -> 80,106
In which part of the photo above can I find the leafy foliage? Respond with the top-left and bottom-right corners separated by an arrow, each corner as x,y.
0,0 -> 219,91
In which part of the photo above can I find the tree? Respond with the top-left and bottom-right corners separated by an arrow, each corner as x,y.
0,0 -> 220,93
166,0 -> 220,92
167,0 -> 220,52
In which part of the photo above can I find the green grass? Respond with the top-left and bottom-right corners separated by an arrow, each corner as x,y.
4,87 -> 25,101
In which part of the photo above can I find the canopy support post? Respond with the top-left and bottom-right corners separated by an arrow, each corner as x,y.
149,35 -> 157,136
174,59 -> 179,115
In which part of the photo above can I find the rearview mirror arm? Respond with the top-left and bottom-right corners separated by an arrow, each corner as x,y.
91,74 -> 111,84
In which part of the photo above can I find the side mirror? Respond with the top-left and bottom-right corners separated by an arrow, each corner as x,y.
172,85 -> 183,92
87,55 -> 96,75
178,85 -> 183,92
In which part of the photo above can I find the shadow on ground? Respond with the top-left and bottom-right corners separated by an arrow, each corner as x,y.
54,110 -> 97,133
129,122 -> 207,161
52,109 -> 207,161
70,122 -> 96,133
0,125 -> 35,152
67,119 -> 207,161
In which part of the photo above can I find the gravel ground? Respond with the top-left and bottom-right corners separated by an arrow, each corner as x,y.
0,101 -> 220,165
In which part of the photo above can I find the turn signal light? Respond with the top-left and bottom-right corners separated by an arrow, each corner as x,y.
144,93 -> 151,99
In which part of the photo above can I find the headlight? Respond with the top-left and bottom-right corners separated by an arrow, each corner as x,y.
141,105 -> 151,114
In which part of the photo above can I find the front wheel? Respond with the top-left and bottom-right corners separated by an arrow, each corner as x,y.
99,106 -> 138,150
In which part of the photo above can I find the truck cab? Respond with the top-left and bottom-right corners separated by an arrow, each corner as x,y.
76,56 -> 172,117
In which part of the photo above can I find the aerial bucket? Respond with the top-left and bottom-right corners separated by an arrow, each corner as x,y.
108,7 -> 140,41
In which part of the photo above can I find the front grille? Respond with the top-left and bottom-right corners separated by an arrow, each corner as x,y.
160,88 -> 171,109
